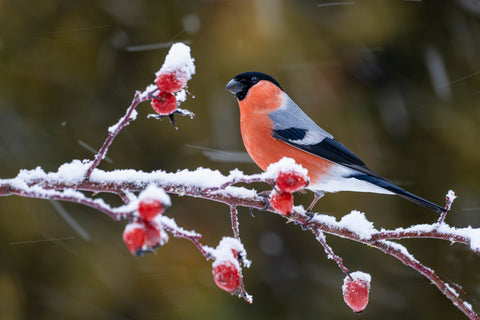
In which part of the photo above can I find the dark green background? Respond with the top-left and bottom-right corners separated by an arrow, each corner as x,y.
0,1 -> 479,319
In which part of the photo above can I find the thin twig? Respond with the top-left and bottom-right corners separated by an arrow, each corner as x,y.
371,239 -> 479,320
84,91 -> 149,179
160,216 -> 214,260
230,206 -> 241,239
314,229 -> 350,277
7,184 -> 131,221
437,190 -> 457,225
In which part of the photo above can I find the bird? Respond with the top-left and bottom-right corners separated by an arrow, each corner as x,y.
226,71 -> 446,214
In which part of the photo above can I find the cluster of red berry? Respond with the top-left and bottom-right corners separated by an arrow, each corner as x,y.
122,198 -> 166,256
269,170 -> 308,215
343,274 -> 370,313
151,70 -> 188,115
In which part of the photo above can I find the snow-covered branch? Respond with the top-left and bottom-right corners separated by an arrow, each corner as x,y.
0,43 -> 478,318
0,160 -> 478,314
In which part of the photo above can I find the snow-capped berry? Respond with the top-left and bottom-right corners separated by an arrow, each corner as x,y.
155,71 -> 187,93
212,261 -> 241,293
151,92 -> 177,115
276,170 -> 308,193
270,190 -> 294,216
343,272 -> 371,313
123,222 -> 147,256
138,198 -> 164,222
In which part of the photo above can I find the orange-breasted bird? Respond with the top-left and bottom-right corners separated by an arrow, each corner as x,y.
226,71 -> 446,213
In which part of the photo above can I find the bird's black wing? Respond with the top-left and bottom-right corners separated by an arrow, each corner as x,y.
272,128 -> 382,178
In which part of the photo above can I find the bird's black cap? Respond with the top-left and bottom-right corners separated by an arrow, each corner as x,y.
226,72 -> 282,101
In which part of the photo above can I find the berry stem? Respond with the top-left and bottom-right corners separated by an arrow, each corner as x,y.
314,229 -> 351,277
159,216 -> 214,260
230,206 -> 241,239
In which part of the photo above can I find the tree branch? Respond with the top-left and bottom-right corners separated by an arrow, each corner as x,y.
1,42 -> 478,318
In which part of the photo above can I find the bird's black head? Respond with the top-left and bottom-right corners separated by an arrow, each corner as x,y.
226,72 -> 282,101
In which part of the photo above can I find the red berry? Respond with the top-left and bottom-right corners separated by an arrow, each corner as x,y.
138,199 -> 164,221
151,92 -> 177,115
155,71 -> 187,93
212,261 -> 241,293
270,190 -> 294,215
343,277 -> 370,313
123,223 -> 147,256
123,222 -> 164,256
276,171 -> 308,193
145,224 -> 162,248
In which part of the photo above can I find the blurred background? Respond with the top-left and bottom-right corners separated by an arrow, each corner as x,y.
0,0 -> 479,319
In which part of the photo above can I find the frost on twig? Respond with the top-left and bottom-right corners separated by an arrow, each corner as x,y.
436,190 -> 457,225
0,43 -> 479,318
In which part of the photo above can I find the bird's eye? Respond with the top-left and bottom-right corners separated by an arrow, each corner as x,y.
251,77 -> 259,84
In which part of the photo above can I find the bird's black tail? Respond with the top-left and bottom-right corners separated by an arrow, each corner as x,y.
353,174 -> 446,214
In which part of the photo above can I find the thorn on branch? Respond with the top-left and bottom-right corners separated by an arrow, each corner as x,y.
169,114 -> 177,130
248,207 -> 255,218
147,109 -> 196,130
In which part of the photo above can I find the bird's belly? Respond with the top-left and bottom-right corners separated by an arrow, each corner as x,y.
308,165 -> 395,194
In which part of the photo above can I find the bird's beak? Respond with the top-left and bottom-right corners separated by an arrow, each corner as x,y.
226,79 -> 244,96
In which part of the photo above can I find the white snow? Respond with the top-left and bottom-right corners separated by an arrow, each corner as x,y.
12,163 -> 263,202
343,271 -> 372,293
175,89 -> 187,103
385,223 -> 480,253
139,84 -> 159,100
156,215 -> 200,239
446,189 -> 457,202
379,240 -> 427,269
108,109 -> 138,133
212,236 -> 251,269
16,166 -> 50,181
156,42 -> 196,78
264,157 -> 308,180
444,283 -> 459,297
468,229 -> 480,252
338,210 -> 376,240
139,184 -> 171,206
153,221 -> 170,246
56,160 -> 89,182
311,213 -> 340,227
464,301 -> 473,311
221,186 -> 257,199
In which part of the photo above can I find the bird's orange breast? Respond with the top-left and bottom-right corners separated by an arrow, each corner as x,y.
238,81 -> 333,185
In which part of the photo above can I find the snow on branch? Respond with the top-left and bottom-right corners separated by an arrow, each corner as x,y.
0,43 -> 479,319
